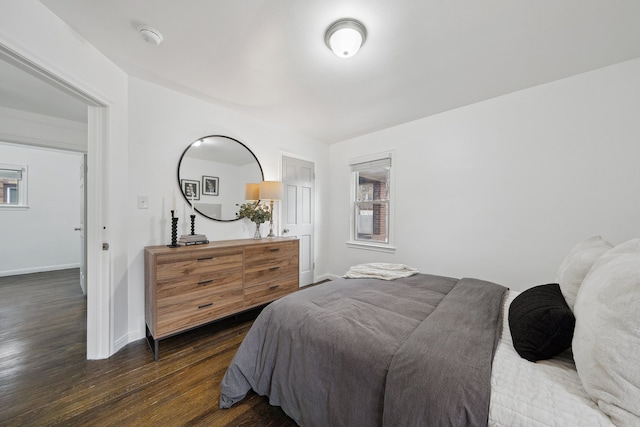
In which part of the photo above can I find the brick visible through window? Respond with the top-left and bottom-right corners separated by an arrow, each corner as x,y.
350,155 -> 391,245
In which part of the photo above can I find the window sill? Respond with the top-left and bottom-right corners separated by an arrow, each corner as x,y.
0,205 -> 29,211
346,241 -> 396,254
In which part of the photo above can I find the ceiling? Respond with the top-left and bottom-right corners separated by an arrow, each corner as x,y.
0,58 -> 87,123
22,1 -> 640,142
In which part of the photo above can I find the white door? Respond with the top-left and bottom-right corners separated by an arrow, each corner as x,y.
282,156 -> 314,286
77,154 -> 87,294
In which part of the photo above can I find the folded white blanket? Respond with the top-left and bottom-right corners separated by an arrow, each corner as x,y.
344,263 -> 419,280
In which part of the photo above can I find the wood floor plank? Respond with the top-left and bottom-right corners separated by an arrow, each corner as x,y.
0,269 -> 298,426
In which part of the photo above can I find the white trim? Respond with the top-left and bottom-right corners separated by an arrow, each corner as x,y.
278,149 -> 317,164
315,273 -> 342,282
346,241 -> 397,253
0,263 -> 81,277
349,150 -> 395,166
348,150 -> 396,251
113,332 -> 132,349
0,43 -> 104,107
0,205 -> 29,211
86,105 -> 111,359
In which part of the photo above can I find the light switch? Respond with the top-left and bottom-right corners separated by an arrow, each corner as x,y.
137,196 -> 149,209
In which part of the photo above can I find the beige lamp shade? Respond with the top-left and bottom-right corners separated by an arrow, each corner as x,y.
259,181 -> 284,200
245,183 -> 260,200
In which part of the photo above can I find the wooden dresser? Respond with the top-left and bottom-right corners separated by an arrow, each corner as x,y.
144,237 -> 299,360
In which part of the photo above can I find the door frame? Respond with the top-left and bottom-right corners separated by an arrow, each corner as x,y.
0,43 -> 112,359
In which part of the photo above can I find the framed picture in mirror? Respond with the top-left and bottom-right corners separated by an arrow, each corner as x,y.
181,179 -> 200,200
202,176 -> 219,196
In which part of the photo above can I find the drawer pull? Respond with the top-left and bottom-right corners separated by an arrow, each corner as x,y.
268,248 -> 280,252
269,284 -> 280,290
269,266 -> 280,271
197,257 -> 213,261
198,303 -> 214,309
198,279 -> 214,286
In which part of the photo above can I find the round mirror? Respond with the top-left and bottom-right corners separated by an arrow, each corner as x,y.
177,135 -> 264,221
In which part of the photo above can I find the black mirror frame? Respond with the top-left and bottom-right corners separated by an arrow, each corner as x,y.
176,135 -> 264,222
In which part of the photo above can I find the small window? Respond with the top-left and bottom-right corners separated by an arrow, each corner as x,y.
348,153 -> 395,252
0,164 -> 28,208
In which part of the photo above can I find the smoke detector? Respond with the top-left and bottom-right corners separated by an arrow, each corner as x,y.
137,25 -> 163,46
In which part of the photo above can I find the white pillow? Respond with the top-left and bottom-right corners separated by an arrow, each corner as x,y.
572,238 -> 640,426
554,236 -> 613,312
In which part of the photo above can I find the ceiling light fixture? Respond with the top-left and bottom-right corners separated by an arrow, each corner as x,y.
137,25 -> 163,46
325,19 -> 367,58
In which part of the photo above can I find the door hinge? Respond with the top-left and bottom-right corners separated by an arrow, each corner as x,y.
102,242 -> 109,251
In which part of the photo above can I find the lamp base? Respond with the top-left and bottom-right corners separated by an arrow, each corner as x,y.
267,217 -> 276,238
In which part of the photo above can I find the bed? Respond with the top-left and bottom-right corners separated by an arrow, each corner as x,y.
220,237 -> 640,426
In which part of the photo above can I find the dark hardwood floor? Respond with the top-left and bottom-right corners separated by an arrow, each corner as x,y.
0,269 -> 297,426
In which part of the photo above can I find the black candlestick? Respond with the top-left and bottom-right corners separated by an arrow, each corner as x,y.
168,215 -> 179,247
190,214 -> 196,235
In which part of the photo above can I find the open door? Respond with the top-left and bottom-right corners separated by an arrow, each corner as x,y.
77,154 -> 87,294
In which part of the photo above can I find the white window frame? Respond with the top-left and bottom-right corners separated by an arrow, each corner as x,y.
0,163 -> 28,210
347,151 -> 396,253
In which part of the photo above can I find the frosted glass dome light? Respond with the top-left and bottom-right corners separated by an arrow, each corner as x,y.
325,19 -> 367,58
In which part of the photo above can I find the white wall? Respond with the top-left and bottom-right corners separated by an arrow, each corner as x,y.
127,77 -> 330,339
0,142 -> 82,275
328,58 -> 640,291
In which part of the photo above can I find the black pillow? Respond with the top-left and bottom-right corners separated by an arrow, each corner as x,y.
508,283 -> 575,362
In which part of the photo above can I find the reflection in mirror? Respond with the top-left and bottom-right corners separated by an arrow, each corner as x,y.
177,135 -> 263,221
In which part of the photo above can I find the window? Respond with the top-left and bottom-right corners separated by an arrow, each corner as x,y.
348,152 -> 395,252
0,164 -> 28,209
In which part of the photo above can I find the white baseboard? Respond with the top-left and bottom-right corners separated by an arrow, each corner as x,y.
113,334 -> 129,355
0,263 -> 80,277
113,328 -> 146,355
315,273 -> 342,282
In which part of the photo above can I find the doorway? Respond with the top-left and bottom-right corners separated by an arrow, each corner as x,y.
0,142 -> 85,281
0,44 -> 110,359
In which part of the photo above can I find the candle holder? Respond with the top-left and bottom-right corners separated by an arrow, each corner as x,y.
190,214 -> 196,235
168,211 -> 179,247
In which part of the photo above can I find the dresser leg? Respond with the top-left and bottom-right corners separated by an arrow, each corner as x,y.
145,325 -> 160,361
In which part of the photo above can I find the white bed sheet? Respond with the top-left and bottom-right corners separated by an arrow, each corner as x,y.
489,291 -> 614,427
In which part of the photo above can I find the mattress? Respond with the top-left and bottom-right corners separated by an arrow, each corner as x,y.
489,291 -> 614,426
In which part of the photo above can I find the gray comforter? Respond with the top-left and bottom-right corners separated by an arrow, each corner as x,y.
219,273 -> 507,426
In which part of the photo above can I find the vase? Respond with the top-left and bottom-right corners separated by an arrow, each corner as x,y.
254,222 -> 262,239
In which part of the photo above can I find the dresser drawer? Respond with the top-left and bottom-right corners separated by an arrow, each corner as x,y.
155,249 -> 243,281
244,241 -> 298,270
244,242 -> 298,286
157,268 -> 243,300
244,261 -> 298,288
156,285 -> 244,337
157,277 -> 241,309
243,274 -> 298,307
